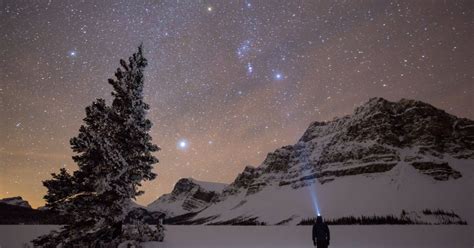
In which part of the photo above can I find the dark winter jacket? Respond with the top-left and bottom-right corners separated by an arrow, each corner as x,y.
312,220 -> 330,245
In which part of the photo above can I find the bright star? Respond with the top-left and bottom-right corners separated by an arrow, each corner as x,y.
207,6 -> 213,12
69,50 -> 77,57
177,139 -> 188,150
274,72 -> 283,80
245,0 -> 252,8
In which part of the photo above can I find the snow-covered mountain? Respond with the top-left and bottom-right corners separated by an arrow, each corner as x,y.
0,196 -> 32,209
147,178 -> 227,217
153,98 -> 474,225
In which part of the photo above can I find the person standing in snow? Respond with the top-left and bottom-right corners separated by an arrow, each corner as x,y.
312,216 -> 330,248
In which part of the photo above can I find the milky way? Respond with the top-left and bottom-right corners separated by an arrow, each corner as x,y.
1,1 -> 472,207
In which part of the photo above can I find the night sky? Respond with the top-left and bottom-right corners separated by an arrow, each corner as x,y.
1,1 -> 472,208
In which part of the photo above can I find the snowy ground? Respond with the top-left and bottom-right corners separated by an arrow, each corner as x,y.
0,225 -> 473,248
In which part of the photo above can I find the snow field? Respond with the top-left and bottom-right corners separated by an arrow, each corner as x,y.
1,225 -> 473,248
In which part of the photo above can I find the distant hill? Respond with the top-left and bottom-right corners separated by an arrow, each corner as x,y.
0,197 -> 163,225
0,196 -> 32,209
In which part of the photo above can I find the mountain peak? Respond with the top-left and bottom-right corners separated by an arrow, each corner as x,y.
172,178 -> 227,195
353,97 -> 451,119
148,178 -> 228,216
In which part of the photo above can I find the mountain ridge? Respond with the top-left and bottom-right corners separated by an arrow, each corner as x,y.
152,97 -> 474,225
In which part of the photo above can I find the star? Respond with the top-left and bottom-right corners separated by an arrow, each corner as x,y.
274,72 -> 284,80
69,50 -> 77,57
207,6 -> 213,12
177,139 -> 188,150
245,0 -> 252,8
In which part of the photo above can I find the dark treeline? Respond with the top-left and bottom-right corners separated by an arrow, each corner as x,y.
299,215 -> 415,225
0,203 -> 67,224
208,217 -> 267,226
299,213 -> 467,225
422,209 -> 460,218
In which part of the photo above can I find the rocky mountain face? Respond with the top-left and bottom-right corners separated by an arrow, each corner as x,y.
154,98 -> 474,225
219,98 -> 472,196
147,178 -> 227,216
0,196 -> 32,209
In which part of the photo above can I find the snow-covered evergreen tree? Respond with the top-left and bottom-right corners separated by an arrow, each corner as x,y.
33,46 -> 160,247
107,44 -> 159,201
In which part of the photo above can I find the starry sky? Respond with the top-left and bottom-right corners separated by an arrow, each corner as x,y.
1,1 -> 473,208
